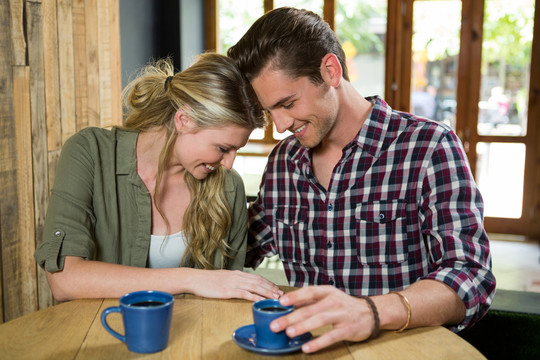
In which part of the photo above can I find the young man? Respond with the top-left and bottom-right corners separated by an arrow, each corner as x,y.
228,7 -> 495,353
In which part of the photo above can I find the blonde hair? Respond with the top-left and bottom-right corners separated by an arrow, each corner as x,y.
122,53 -> 266,269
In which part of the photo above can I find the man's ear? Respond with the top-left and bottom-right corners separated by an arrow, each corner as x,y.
320,53 -> 342,87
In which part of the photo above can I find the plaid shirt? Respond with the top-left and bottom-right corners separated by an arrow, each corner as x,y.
248,96 -> 495,330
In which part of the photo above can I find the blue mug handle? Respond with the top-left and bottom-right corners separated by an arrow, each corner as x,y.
101,306 -> 126,343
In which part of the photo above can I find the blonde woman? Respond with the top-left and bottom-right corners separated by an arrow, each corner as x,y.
35,53 -> 282,301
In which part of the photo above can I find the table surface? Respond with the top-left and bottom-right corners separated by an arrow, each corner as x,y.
0,290 -> 486,359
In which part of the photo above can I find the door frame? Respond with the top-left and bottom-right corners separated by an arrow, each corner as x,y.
386,0 -> 540,237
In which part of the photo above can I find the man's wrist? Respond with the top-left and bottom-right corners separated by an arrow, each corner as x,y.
360,296 -> 380,340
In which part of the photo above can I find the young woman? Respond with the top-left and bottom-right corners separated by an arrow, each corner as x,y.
35,53 -> 282,302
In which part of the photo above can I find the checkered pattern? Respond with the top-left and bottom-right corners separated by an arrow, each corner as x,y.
248,96 -> 495,330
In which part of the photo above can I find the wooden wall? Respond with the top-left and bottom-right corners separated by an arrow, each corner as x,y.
0,0 -> 122,323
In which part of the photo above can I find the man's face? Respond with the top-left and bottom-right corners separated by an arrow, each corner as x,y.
251,67 -> 339,149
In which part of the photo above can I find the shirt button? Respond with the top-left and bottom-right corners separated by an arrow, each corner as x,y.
379,213 -> 385,220
54,231 -> 61,237
327,242 -> 332,249
328,204 -> 333,211
329,279 -> 334,285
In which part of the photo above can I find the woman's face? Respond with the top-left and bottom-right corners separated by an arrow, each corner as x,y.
173,113 -> 252,179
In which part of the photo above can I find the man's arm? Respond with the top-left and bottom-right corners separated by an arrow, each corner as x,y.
272,279 -> 465,353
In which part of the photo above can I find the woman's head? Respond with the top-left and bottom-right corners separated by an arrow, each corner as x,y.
123,52 -> 266,133
227,7 -> 349,85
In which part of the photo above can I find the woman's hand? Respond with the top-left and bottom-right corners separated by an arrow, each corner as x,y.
188,269 -> 283,301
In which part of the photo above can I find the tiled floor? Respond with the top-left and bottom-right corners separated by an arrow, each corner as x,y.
248,236 -> 540,294
490,237 -> 540,293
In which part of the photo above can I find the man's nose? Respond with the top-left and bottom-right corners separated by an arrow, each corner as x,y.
271,111 -> 294,133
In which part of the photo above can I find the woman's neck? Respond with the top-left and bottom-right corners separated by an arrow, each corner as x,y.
136,128 -> 167,181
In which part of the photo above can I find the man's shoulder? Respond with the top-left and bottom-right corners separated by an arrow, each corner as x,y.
390,109 -> 454,141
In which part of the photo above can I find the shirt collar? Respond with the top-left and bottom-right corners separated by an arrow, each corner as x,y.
115,128 -> 139,175
279,96 -> 395,165
351,95 -> 393,159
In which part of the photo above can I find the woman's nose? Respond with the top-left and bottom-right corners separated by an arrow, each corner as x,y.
220,150 -> 237,170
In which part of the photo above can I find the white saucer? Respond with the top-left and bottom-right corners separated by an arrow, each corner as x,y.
232,324 -> 312,355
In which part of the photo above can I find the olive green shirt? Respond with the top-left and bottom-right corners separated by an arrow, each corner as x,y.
34,127 -> 249,272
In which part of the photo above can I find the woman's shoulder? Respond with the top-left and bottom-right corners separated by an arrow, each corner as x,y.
64,127 -> 137,149
72,126 -> 136,141
223,168 -> 244,190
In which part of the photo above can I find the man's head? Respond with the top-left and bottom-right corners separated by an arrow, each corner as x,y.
227,7 -> 349,85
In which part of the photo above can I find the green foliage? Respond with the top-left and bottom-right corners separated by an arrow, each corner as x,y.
483,3 -> 534,68
335,1 -> 386,54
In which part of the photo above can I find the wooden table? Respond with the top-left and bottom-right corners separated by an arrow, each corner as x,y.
0,292 -> 486,359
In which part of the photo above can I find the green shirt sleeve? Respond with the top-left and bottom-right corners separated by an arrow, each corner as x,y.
34,127 -> 148,271
35,130 -> 99,272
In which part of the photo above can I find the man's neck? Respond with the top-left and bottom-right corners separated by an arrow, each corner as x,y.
317,81 -> 373,154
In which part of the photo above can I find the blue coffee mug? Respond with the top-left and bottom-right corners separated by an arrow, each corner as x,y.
101,290 -> 174,353
252,298 -> 294,349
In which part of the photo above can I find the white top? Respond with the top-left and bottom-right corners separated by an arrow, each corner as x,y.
148,231 -> 187,268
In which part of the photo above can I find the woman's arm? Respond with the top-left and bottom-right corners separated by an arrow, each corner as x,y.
46,256 -> 283,301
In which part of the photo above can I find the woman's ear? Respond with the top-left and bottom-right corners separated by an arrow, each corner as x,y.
174,109 -> 190,132
320,53 -> 342,87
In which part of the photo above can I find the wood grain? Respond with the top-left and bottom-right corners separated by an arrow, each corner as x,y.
85,0 -> 101,127
0,0 -> 13,323
8,0 -> 26,66
97,0 -> 112,128
0,299 -> 103,359
0,295 -> 486,359
27,0 -> 54,310
73,0 -> 90,131
1,0 -> 122,323
12,66 -> 38,317
57,0 -> 77,143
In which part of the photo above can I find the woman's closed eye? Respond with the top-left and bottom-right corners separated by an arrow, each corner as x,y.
283,101 -> 295,109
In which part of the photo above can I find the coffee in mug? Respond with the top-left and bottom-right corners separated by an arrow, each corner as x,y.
101,290 -> 174,353
252,298 -> 294,349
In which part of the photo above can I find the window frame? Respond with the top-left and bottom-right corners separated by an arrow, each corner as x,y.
205,0 -> 540,237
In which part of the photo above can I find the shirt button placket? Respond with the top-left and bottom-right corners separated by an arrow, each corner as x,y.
326,198 -> 336,288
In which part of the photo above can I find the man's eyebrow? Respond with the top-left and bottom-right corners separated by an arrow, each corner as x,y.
268,94 -> 295,110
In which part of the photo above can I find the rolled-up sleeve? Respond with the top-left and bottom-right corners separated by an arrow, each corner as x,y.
34,132 -> 97,272
418,130 -> 496,331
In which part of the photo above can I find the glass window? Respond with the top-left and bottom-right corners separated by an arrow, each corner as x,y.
218,0 -> 264,140
233,155 -> 268,198
478,0 -> 534,136
335,0 -> 387,98
476,142 -> 525,218
411,0 -> 462,129
218,0 -> 264,55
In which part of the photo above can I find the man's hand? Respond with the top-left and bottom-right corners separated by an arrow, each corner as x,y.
270,285 -> 376,353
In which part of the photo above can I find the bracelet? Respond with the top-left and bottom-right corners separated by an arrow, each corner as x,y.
391,291 -> 411,332
360,296 -> 380,340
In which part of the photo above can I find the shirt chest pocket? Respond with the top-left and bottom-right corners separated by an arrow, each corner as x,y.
273,206 -> 310,264
355,200 -> 408,265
